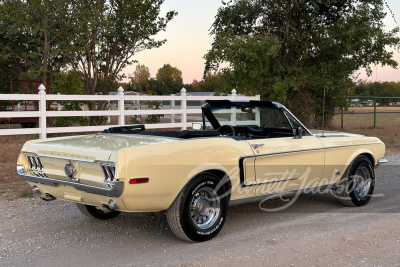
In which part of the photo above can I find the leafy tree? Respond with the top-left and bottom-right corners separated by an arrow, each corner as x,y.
200,71 -> 234,93
155,64 -> 183,95
71,0 -> 177,98
131,64 -> 150,94
354,81 -> 400,105
0,0 -> 74,87
205,0 -> 400,126
49,70 -> 88,127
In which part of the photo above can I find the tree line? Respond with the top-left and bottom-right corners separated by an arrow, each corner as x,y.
1,0 -> 399,127
0,0 -> 176,97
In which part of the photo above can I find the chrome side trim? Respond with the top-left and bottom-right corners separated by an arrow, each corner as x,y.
20,175 -> 124,198
229,183 -> 335,206
243,143 -> 382,162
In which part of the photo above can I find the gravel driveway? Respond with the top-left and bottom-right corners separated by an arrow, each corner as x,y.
1,155 -> 399,267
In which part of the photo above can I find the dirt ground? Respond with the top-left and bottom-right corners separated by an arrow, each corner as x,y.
0,159 -> 399,266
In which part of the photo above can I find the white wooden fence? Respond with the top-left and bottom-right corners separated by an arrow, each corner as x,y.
0,85 -> 260,138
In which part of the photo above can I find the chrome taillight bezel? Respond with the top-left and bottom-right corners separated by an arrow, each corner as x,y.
100,164 -> 116,187
26,155 -> 44,171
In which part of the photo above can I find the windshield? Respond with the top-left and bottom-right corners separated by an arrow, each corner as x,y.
205,105 -> 291,129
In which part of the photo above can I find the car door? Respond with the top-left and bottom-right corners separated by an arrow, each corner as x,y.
247,135 -> 325,195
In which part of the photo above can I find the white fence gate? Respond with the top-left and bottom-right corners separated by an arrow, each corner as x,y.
0,85 -> 260,139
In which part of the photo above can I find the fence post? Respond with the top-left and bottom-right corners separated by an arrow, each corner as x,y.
231,89 -> 237,125
373,98 -> 376,128
38,84 -> 47,139
181,88 -> 187,130
107,100 -> 111,124
341,107 -> 344,129
170,94 -> 175,123
231,89 -> 237,100
57,93 -> 61,111
118,86 -> 125,126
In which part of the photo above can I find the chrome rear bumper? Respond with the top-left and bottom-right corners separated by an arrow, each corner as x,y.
19,174 -> 124,198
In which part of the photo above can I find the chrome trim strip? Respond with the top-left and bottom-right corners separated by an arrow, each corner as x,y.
246,142 -> 382,159
239,143 -> 382,187
229,183 -> 336,206
19,175 -> 124,198
273,102 -> 313,136
21,151 -> 116,164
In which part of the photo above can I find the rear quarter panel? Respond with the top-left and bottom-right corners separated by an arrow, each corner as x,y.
118,137 -> 255,212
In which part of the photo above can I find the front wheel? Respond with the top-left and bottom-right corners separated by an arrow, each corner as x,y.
335,155 -> 375,207
166,174 -> 229,242
76,203 -> 121,220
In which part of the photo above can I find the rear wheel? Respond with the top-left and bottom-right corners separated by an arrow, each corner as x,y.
166,173 -> 229,242
335,155 -> 375,207
76,203 -> 121,220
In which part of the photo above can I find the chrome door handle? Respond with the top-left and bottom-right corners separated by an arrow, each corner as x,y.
251,144 -> 264,149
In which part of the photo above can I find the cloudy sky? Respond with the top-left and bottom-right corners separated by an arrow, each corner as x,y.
125,0 -> 400,84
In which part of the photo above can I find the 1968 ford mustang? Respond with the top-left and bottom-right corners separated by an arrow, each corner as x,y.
17,100 -> 386,242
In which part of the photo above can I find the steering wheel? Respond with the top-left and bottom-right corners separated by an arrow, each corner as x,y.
217,125 -> 236,136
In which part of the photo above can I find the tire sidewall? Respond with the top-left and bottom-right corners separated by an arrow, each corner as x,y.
181,174 -> 228,242
348,157 -> 375,206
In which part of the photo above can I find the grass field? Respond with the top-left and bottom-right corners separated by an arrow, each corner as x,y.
330,106 -> 400,154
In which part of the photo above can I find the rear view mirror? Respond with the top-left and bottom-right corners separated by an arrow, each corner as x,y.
293,127 -> 303,139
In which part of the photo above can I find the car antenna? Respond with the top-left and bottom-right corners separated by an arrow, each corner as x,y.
322,85 -> 326,137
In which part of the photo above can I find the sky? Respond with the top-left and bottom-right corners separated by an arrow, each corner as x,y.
124,0 -> 400,84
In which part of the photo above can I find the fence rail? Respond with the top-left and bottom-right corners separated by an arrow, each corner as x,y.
0,85 -> 260,138
336,96 -> 400,129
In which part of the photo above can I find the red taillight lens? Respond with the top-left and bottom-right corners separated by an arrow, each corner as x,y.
129,178 -> 149,184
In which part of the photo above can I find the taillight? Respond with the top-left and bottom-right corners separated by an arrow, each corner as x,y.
129,178 -> 149,184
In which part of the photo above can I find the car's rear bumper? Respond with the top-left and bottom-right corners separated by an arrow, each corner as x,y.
19,174 -> 124,198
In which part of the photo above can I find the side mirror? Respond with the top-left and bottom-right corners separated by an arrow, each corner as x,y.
293,127 -> 303,139
192,123 -> 203,130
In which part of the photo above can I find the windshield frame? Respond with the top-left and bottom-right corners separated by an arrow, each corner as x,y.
201,100 -> 312,136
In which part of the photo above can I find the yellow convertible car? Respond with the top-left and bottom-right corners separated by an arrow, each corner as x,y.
17,100 -> 386,242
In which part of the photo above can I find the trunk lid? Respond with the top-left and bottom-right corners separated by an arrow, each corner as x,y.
26,133 -> 179,161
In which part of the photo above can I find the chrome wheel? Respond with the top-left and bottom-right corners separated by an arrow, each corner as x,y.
190,187 -> 221,230
353,166 -> 372,199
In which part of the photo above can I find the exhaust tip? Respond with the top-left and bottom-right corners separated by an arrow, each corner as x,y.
32,185 -> 41,196
108,199 -> 119,210
40,193 -> 56,202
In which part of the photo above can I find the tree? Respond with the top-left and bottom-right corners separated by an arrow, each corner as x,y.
205,0 -> 400,126
0,0 -> 74,87
131,64 -> 150,94
71,0 -> 177,98
155,64 -> 183,95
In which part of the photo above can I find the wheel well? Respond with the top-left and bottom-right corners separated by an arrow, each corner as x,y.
197,170 -> 232,201
360,153 -> 375,166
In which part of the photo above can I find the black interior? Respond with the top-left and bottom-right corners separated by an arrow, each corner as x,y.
102,125 -> 294,140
